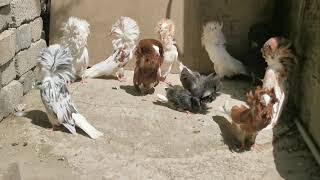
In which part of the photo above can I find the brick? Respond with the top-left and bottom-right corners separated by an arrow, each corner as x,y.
15,23 -> 32,52
30,18 -> 43,42
0,59 -> 16,86
0,80 -> 23,120
15,39 -> 46,76
0,0 -> 12,7
18,70 -> 35,94
0,29 -> 16,66
10,0 -> 41,27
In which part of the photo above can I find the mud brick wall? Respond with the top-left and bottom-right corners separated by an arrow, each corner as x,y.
0,0 -> 47,121
275,0 -> 320,148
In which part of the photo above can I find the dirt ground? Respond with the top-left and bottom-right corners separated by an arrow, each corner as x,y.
0,71 -> 319,180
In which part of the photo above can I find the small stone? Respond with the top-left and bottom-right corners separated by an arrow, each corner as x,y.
112,86 -> 119,90
57,157 -> 65,161
23,142 -> 28,146
11,142 -> 18,146
193,130 -> 200,134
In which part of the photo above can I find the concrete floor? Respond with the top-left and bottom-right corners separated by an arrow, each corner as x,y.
0,71 -> 319,180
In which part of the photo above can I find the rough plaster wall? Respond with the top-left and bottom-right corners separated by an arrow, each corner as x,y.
198,0 -> 275,73
50,0 -> 184,72
276,0 -> 320,147
50,0 -> 274,73
298,0 -> 320,147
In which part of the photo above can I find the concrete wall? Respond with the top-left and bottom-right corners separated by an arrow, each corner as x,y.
275,0 -> 320,148
0,0 -> 46,121
50,0 -> 274,73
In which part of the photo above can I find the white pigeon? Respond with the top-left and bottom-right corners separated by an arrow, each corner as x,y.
61,17 -> 90,82
261,37 -> 296,130
202,21 -> 247,78
38,44 -> 103,139
155,18 -> 178,82
84,16 -> 140,81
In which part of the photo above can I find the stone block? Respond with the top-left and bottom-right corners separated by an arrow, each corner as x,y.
0,29 -> 16,66
15,23 -> 32,52
0,0 -> 12,7
0,59 -> 16,86
15,39 -> 46,76
9,0 -> 41,27
18,70 -> 35,94
0,3 -> 11,31
30,17 -> 43,42
0,80 -> 23,119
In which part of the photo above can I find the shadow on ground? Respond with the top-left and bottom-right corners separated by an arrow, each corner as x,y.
120,85 -> 144,96
272,120 -> 320,179
24,110 -> 90,138
212,115 -> 242,152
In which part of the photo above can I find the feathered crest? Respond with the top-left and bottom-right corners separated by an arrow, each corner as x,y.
110,16 -> 140,51
262,37 -> 297,77
38,45 -> 74,83
246,87 -> 277,130
155,18 -> 175,48
201,21 -> 226,46
61,17 -> 90,56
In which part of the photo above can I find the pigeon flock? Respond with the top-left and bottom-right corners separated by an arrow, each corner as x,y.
35,16 -> 296,151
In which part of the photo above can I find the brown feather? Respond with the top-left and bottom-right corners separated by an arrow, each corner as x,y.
133,39 -> 164,94
230,87 -> 278,146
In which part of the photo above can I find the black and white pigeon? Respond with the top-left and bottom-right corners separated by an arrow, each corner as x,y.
38,44 -> 103,139
179,62 -> 222,104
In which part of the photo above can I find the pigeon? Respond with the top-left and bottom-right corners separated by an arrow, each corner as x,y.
202,21 -> 248,78
244,23 -> 274,85
61,17 -> 90,83
133,39 -> 164,94
230,87 -> 278,150
84,17 -> 140,81
155,18 -> 178,83
261,37 -> 297,129
179,62 -> 222,103
157,85 -> 202,113
38,44 -> 103,139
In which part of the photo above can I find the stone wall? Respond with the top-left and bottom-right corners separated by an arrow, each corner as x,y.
0,0 -> 47,121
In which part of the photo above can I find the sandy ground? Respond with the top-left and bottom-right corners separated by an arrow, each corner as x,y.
0,71 -> 319,180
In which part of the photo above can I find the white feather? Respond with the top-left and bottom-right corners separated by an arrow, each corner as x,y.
72,113 -> 103,139
202,21 -> 247,77
61,17 -> 90,79
84,17 -> 139,78
156,19 -> 178,79
156,94 -> 168,102
262,68 -> 287,130
39,45 -> 103,139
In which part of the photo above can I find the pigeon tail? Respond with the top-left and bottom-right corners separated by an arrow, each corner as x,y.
72,113 -> 103,139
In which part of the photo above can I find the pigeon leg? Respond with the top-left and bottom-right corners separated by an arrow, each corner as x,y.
186,111 -> 193,116
116,74 -> 126,82
48,125 -> 61,131
251,143 -> 263,152
80,78 -> 88,84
